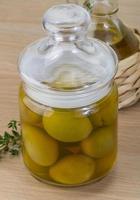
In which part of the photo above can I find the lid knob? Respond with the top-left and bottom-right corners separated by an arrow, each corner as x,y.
43,4 -> 91,34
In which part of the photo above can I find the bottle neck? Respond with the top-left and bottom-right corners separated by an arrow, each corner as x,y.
49,30 -> 87,42
84,0 -> 119,16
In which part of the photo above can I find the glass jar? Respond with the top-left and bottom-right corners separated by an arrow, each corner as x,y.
18,4 -> 118,187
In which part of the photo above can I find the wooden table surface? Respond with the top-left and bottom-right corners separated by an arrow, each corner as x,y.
0,0 -> 140,200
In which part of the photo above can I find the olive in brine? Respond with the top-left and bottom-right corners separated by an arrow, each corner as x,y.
89,111 -> 103,128
49,155 -> 95,185
19,88 -> 43,124
23,147 -> 49,175
20,100 -> 42,124
81,126 -> 115,158
43,110 -> 93,142
100,84 -> 118,126
22,124 -> 59,166
100,102 -> 117,126
95,150 -> 117,177
90,84 -> 118,127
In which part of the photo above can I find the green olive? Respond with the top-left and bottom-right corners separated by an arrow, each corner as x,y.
90,84 -> 118,127
23,148 -> 51,180
101,84 -> 118,126
81,126 -> 115,158
89,111 -> 103,128
20,100 -> 42,124
43,110 -> 93,142
49,154 -> 95,185
19,87 -> 42,125
23,147 -> 49,174
100,101 -> 118,126
22,124 -> 59,166
95,150 -> 117,177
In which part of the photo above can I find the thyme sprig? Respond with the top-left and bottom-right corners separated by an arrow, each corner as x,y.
0,120 -> 21,156
83,0 -> 93,13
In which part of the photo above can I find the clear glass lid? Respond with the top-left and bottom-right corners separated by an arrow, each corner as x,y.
18,4 -> 118,108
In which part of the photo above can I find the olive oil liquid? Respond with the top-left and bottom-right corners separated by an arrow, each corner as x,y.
92,19 -> 139,60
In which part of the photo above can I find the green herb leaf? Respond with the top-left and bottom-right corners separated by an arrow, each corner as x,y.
0,120 -> 21,156
83,0 -> 93,13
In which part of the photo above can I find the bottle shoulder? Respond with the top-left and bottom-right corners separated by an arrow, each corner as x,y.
89,16 -> 139,60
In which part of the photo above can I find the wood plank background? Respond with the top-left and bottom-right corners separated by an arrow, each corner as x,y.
0,0 -> 140,200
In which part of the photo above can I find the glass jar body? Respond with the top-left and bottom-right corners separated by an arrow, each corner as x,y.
19,82 -> 118,187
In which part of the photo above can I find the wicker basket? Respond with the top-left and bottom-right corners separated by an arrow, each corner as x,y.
115,29 -> 140,109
